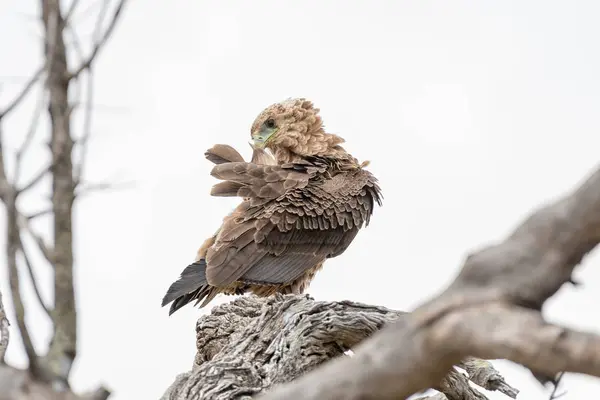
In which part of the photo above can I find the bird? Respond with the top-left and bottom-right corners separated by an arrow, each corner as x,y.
162,98 -> 383,315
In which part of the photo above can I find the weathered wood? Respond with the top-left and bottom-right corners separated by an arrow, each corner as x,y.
161,294 -> 518,400
253,164 -> 600,399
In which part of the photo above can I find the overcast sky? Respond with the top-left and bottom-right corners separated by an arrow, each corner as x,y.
2,1 -> 600,399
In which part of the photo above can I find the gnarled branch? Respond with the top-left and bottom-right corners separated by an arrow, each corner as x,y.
255,163 -> 600,399
161,295 -> 518,400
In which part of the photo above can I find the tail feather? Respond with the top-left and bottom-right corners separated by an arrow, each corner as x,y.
162,260 -> 214,315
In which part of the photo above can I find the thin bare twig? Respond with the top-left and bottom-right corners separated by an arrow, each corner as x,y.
548,372 -> 566,400
64,0 -> 82,23
17,213 -> 54,263
13,91 -> 46,186
75,180 -> 136,198
74,62 -> 94,183
25,207 -> 52,221
69,0 -> 128,79
17,163 -> 53,194
0,127 -> 11,201
0,290 -> 10,363
71,1 -> 104,183
18,238 -> 53,319
6,194 -> 41,375
0,123 -> 39,370
64,2 -> 87,117
0,67 -> 44,118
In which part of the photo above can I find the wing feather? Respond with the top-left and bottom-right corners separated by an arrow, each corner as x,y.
210,162 -> 312,200
202,157 -> 382,293
205,144 -> 245,165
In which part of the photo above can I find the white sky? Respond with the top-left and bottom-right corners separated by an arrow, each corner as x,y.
2,1 -> 600,399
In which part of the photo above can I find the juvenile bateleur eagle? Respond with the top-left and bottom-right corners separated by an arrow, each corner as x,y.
162,98 -> 382,315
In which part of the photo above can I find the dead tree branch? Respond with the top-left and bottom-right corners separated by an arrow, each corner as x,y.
0,123 -> 42,376
24,207 -> 52,221
17,214 -> 54,263
13,91 -> 45,187
69,0 -> 128,80
251,163 -> 600,399
17,165 -> 52,194
0,290 -> 9,364
0,67 -> 44,119
4,189 -> 42,378
18,240 -> 53,318
73,69 -> 94,184
458,357 -> 519,398
161,295 -> 519,400
74,180 -> 136,198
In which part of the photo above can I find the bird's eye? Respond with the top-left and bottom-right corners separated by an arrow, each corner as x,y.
264,118 -> 276,129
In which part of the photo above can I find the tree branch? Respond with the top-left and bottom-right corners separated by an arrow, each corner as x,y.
64,0 -> 82,23
458,357 -> 519,398
0,290 -> 10,364
0,67 -> 44,119
13,91 -> 45,187
73,60 -> 94,184
0,126 -> 11,201
0,364 -> 112,400
17,213 -> 54,263
5,192 -> 41,377
68,0 -> 128,80
254,163 -> 600,400
24,207 -> 52,221
0,118 -> 42,377
161,295 -> 519,400
17,164 -> 52,194
74,180 -> 136,198
18,239 -> 53,319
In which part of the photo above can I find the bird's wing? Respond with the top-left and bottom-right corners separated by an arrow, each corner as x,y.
205,164 -> 382,288
205,143 -> 277,166
209,161 -> 316,201
204,144 -> 245,165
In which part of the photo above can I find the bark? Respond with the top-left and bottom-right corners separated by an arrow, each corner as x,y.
0,291 -> 9,363
41,0 -> 78,384
161,295 -> 518,400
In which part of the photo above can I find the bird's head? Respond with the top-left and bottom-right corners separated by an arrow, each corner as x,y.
250,98 -> 345,160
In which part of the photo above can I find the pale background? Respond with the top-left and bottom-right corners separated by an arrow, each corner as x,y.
1,1 -> 600,399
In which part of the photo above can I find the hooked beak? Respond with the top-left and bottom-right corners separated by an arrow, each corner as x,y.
252,130 -> 276,148
252,135 -> 267,148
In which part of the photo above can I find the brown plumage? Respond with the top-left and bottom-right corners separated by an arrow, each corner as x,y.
162,98 -> 383,315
